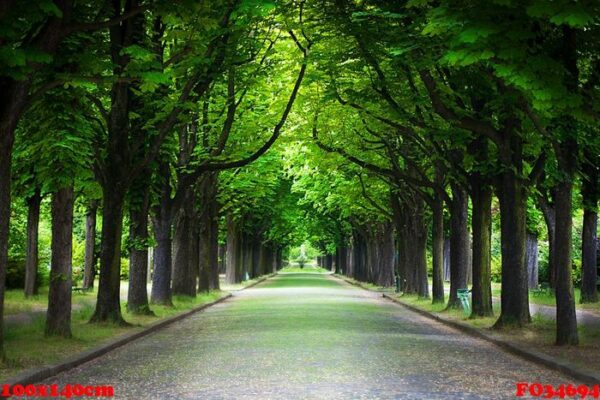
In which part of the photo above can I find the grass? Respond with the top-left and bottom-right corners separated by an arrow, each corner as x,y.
431,279 -> 600,314
338,274 -> 600,376
278,265 -> 330,274
389,292 -> 600,376
0,290 -> 227,381
219,274 -> 275,291
4,286 -> 98,315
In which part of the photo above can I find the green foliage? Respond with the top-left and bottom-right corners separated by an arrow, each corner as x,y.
120,258 -> 130,281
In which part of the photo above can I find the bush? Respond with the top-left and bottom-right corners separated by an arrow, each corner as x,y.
6,259 -> 25,289
120,257 -> 129,280
71,239 -> 86,285
572,259 -> 582,288
491,256 -> 502,283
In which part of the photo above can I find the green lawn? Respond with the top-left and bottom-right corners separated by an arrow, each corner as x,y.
278,265 -> 330,274
0,290 -> 227,381
430,280 -> 600,314
343,275 -> 600,376
4,286 -> 97,315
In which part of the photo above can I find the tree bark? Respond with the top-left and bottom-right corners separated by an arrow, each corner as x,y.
251,238 -> 261,278
90,186 -> 127,323
338,246 -> 348,275
538,193 -> 557,288
83,200 -> 98,290
151,210 -> 173,305
24,188 -> 42,297
325,254 -> 333,272
218,244 -> 226,275
334,248 -> 341,274
225,213 -> 240,284
376,223 -> 395,288
0,81 -> 29,356
581,209 -> 598,303
470,182 -> 493,317
242,233 -> 253,279
264,245 -> 274,276
150,163 -> 173,306
552,28 -> 579,345
447,183 -> 469,309
45,186 -> 74,337
431,197 -> 445,304
553,179 -> 578,344
495,168 -> 531,327
172,191 -> 197,297
197,172 -> 220,291
198,209 -> 211,293
127,181 -> 151,314
581,150 -> 599,303
91,0 -> 143,324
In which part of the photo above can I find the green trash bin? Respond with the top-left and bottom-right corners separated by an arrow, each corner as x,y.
457,289 -> 471,316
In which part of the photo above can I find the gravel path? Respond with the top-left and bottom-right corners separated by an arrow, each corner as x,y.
41,273 -> 575,399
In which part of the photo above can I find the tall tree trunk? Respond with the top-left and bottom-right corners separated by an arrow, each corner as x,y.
91,187 -> 126,323
581,150 -> 599,303
553,28 -> 579,345
45,186 -> 74,337
553,179 -> 578,344
251,238 -> 261,278
242,233 -> 253,279
172,193 -> 197,297
447,183 -> 469,309
91,0 -> 143,324
150,163 -> 173,306
198,209 -> 211,293
470,182 -> 493,317
225,213 -> 240,284
127,182 -> 151,314
412,208 -> 429,298
198,172 -> 220,290
275,247 -> 283,272
581,210 -> 598,303
334,248 -> 341,274
264,245 -> 274,276
325,254 -> 333,272
208,209 -> 220,291
495,169 -> 530,327
538,193 -> 557,288
338,246 -> 348,275
151,210 -> 173,305
189,219 -> 200,292
83,200 -> 98,290
396,197 -> 428,297
431,197 -> 445,304
24,188 -> 42,297
376,223 -> 395,288
0,75 -> 34,358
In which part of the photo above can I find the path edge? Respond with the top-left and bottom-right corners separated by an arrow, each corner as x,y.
333,274 -> 600,386
3,292 -> 237,388
3,273 -> 279,389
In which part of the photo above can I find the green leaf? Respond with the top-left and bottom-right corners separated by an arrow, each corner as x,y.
39,0 -> 63,17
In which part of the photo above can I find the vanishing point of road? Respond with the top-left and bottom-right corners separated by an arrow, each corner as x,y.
43,273 -> 573,399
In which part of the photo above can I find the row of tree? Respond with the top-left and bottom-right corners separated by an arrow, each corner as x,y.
0,0 -> 312,359
284,0 -> 599,347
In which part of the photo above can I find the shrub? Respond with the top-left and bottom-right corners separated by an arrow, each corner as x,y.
120,257 -> 129,280
491,256 -> 502,283
6,259 -> 25,289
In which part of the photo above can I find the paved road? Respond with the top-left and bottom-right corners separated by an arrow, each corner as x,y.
42,273 -> 574,399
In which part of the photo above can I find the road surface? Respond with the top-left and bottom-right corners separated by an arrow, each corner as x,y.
42,273 -> 573,399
